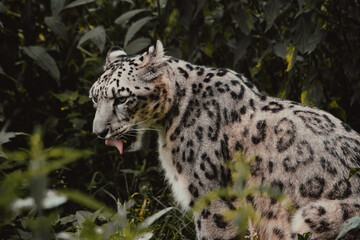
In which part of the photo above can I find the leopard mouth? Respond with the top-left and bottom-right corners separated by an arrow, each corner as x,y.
105,129 -> 138,154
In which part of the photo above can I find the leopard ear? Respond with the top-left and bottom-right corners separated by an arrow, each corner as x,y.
148,40 -> 164,59
105,46 -> 127,68
140,40 -> 165,66
139,40 -> 166,81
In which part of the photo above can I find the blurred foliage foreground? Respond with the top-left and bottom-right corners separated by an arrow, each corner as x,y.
1,0 -> 360,239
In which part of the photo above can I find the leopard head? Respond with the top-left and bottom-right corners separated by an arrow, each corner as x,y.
90,40 -> 171,154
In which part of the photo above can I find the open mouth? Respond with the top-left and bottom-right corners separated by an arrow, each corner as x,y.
105,130 -> 137,154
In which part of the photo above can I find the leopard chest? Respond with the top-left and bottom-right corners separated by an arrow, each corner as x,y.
157,130 -> 192,211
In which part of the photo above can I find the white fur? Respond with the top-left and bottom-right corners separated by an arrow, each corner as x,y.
157,129 -> 191,211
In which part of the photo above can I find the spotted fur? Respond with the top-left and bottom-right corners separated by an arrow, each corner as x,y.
90,41 -> 360,239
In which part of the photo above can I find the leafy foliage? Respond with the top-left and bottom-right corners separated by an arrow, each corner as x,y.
298,232 -> 312,240
336,216 -> 360,240
1,0 -> 360,239
193,152 -> 292,239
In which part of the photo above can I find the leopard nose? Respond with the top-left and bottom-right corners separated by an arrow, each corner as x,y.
95,128 -> 109,138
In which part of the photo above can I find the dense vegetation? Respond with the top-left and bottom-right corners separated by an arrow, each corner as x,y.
1,0 -> 359,239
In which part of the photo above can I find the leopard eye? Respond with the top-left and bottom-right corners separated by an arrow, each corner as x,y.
114,96 -> 127,105
92,98 -> 98,107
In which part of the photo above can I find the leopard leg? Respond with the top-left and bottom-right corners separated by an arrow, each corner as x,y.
291,199 -> 360,239
255,198 -> 293,240
195,199 -> 238,240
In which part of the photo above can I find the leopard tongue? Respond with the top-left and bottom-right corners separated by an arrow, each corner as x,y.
105,139 -> 124,154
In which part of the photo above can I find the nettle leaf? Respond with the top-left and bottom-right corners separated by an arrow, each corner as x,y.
23,46 -> 60,85
51,0 -> 65,16
63,0 -> 95,9
336,215 -> 360,240
124,38 -> 152,55
45,16 -> 68,41
124,17 -> 154,47
78,26 -> 106,52
114,9 -> 149,25
264,0 -> 280,32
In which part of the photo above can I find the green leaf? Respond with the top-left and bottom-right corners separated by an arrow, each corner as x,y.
70,118 -> 87,129
233,35 -> 251,64
114,9 -> 149,25
51,0 -> 65,16
298,232 -> 312,240
293,15 -> 311,52
0,131 -> 16,145
59,214 -> 76,225
75,210 -> 93,225
0,2 -> 7,13
124,17 -> 154,47
348,168 -> 360,181
328,99 -> 346,122
293,15 -> 321,54
78,95 -> 90,104
301,79 -> 323,107
305,27 -> 323,54
233,8 -> 254,35
22,46 -> 60,84
138,207 -> 173,229
298,0 -> 304,8
336,216 -> 360,240
124,38 -> 152,55
264,0 -> 280,32
273,41 -> 289,59
45,16 -> 68,41
63,0 -> 96,9
78,26 -> 106,52
285,44 -> 296,72
194,0 -> 206,18
295,0 -> 316,18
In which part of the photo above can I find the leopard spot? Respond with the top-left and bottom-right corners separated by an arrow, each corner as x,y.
251,120 -> 267,144
262,101 -> 284,113
326,179 -> 352,200
213,213 -> 228,228
273,228 -> 285,239
294,110 -> 335,135
320,157 -> 337,175
188,184 -> 199,198
251,156 -> 263,176
300,176 -> 325,199
283,140 -> 314,172
274,118 -> 296,152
